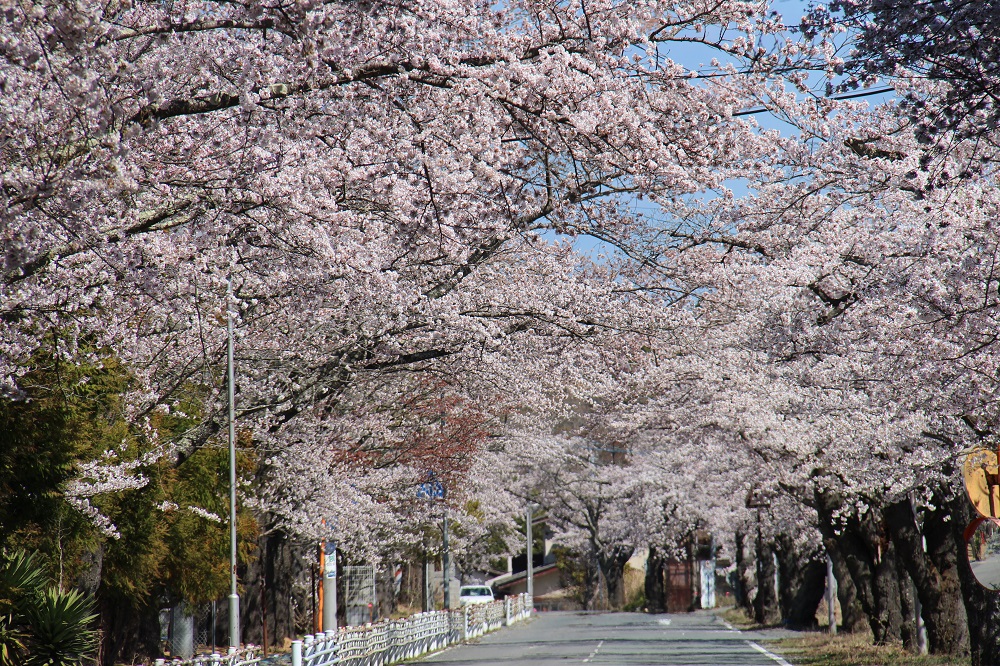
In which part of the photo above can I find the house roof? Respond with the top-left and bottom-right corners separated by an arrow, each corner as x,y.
489,562 -> 560,590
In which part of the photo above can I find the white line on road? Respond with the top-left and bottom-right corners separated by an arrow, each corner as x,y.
719,618 -> 793,666
582,639 -> 604,663
658,618 -> 672,626
748,641 -> 794,666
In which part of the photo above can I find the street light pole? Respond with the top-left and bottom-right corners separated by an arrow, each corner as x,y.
227,282 -> 240,650
526,505 -> 534,599
442,513 -> 451,609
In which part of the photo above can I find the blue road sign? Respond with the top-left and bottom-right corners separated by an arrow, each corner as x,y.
417,480 -> 445,499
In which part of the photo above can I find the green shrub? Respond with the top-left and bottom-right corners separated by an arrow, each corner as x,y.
0,551 -> 98,666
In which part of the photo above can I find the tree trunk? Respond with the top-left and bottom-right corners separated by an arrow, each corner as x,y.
97,592 -> 162,666
377,563 -> 397,619
860,512 -> 903,645
644,546 -> 666,613
753,536 -> 780,625
895,547 -> 918,653
775,535 -> 825,629
242,529 -> 311,649
582,550 -> 603,610
598,545 -> 632,610
75,543 -> 104,596
814,489 -> 906,643
885,494 -> 969,656
734,530 -> 755,612
826,539 -> 869,633
949,491 -> 1000,666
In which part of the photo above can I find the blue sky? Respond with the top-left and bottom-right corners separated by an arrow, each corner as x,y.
544,0 -> 896,258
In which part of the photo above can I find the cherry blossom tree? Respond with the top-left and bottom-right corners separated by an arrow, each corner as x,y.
2,0 -> 801,658
807,0 -> 1000,141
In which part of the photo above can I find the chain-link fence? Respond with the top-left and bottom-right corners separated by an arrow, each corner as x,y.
160,602 -> 225,659
342,565 -> 377,627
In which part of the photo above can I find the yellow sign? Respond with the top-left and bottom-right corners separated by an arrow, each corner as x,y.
964,447 -> 1000,519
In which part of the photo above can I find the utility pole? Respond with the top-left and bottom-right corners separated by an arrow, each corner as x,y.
227,281 -> 240,650
526,505 -> 534,598
442,514 -> 451,609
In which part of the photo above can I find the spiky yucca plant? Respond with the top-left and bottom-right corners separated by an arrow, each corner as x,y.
0,551 -> 98,666
21,588 -> 98,666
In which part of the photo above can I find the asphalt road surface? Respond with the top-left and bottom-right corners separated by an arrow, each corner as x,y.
418,611 -> 794,666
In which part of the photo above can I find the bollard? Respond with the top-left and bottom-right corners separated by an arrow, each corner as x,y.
292,640 -> 302,666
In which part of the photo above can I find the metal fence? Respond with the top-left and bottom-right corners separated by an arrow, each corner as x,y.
156,594 -> 532,666
342,565 -> 377,627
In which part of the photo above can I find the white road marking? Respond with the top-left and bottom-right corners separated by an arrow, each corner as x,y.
658,618 -> 672,626
582,639 -> 604,663
717,618 -> 792,665
748,641 -> 795,666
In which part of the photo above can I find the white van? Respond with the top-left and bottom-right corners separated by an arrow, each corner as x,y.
458,585 -> 495,606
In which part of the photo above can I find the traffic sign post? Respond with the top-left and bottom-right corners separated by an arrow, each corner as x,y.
322,540 -> 337,631
417,474 -> 449,609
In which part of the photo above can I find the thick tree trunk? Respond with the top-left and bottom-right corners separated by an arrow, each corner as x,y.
242,530 -> 310,649
949,492 -> 1000,666
815,489 -> 882,636
753,536 -> 780,625
97,592 -> 162,666
885,495 -> 969,656
75,543 -> 104,596
598,545 -> 632,610
814,489 -> 905,643
377,563 -> 397,619
734,530 -> 755,612
860,513 -> 903,645
90,540 -> 162,666
644,546 -> 666,613
895,547 -> 918,653
604,564 -> 626,610
582,549 -> 603,610
775,535 -> 825,629
826,539 -> 869,633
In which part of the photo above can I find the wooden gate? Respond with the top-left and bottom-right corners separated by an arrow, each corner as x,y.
664,560 -> 692,613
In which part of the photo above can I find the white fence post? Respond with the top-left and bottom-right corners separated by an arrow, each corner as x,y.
158,593 -> 536,666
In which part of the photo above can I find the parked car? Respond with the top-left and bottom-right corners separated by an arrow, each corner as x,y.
458,585 -> 495,606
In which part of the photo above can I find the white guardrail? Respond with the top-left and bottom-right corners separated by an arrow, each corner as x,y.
157,594 -> 532,666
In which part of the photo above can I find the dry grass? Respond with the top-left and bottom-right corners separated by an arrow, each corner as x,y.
718,607 -> 969,665
771,632 -> 970,666
719,605 -> 772,630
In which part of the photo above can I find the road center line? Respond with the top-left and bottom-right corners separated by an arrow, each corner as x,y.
582,639 -> 604,663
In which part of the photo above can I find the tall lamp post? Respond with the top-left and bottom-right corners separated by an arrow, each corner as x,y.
227,282 -> 240,650
442,506 -> 451,609
526,503 -> 539,599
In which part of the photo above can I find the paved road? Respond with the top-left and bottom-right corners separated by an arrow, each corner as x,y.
418,611 -> 794,666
